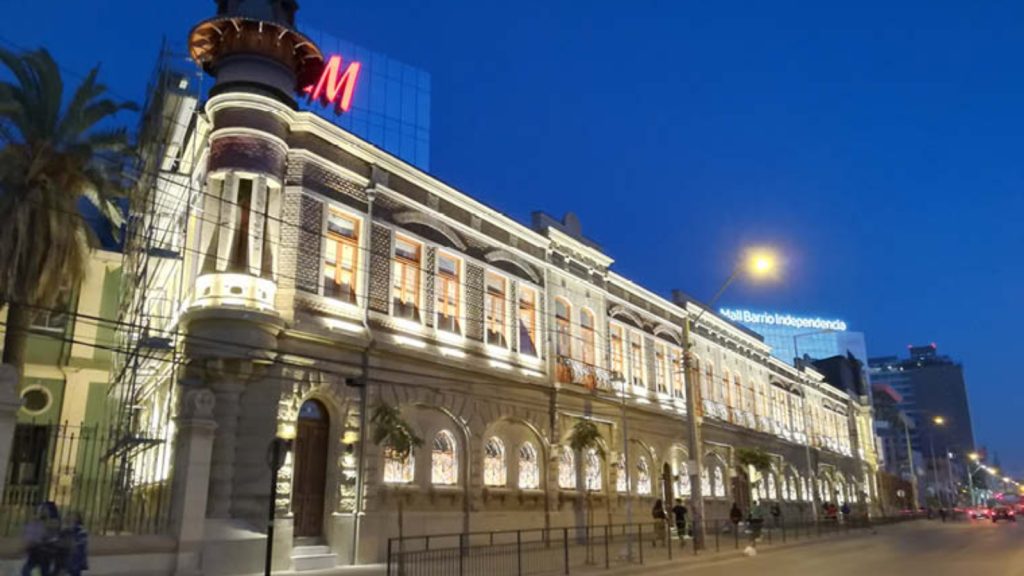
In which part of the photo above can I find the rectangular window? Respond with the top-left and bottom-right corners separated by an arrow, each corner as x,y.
435,252 -> 460,333
323,210 -> 360,304
581,311 -> 595,365
671,350 -> 684,398
610,325 -> 625,382
391,236 -> 422,321
31,290 -> 70,333
655,344 -> 669,394
485,272 -> 507,348
630,332 -> 645,388
518,286 -> 538,356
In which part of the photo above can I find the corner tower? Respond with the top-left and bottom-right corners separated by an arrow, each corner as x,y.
189,0 -> 323,105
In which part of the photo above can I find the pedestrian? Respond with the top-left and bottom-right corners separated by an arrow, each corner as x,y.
749,501 -> 765,544
939,507 -> 947,523
841,502 -> 851,522
22,501 -> 60,576
770,502 -> 782,528
729,502 -> 743,534
671,498 -> 688,546
651,499 -> 668,546
60,511 -> 88,576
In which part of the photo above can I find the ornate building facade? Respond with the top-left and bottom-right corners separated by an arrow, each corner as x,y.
108,2 -> 881,573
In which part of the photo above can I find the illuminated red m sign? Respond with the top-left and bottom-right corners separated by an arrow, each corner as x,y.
303,55 -> 362,113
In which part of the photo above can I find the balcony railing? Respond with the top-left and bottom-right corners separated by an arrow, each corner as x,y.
556,356 -> 620,391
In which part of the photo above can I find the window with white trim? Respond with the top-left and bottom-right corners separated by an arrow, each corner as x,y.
518,285 -> 538,356
485,272 -> 508,348
392,236 -> 422,321
483,437 -> 506,487
435,252 -> 461,333
323,210 -> 360,303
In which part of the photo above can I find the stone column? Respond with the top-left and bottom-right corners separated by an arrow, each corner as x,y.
169,387 -> 218,576
208,375 -> 246,518
0,365 -> 20,499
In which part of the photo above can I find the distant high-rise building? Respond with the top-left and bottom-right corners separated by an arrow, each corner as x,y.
718,307 -> 869,368
869,344 -> 976,506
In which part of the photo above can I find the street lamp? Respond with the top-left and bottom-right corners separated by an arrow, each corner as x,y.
928,416 -> 946,509
682,247 -> 779,551
265,430 -> 295,576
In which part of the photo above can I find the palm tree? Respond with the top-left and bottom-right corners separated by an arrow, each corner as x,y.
0,47 -> 134,376
370,403 -> 423,558
568,419 -> 604,561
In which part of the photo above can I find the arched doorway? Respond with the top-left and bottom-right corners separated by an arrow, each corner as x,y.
293,399 -> 330,538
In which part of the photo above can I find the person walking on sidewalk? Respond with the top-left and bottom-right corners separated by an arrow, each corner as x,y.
652,499 -> 668,546
770,502 -> 782,529
672,498 -> 688,547
749,501 -> 766,545
729,502 -> 743,535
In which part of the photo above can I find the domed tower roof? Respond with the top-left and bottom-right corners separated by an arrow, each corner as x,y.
189,0 -> 323,103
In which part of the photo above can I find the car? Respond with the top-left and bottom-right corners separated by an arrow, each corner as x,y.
971,508 -> 991,520
991,506 -> 1016,522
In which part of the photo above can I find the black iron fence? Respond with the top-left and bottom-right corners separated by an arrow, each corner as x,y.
1,422 -> 172,537
386,513 -> 925,576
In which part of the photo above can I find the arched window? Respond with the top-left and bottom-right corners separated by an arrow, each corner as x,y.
483,437 -> 506,487
802,478 -> 811,502
701,466 -> 711,496
584,449 -> 603,492
757,475 -> 767,500
383,444 -> 415,484
555,298 -> 572,358
713,466 -> 726,498
616,453 -> 628,493
558,447 -> 576,489
431,430 -> 458,486
781,475 -> 790,501
518,442 -> 540,489
580,309 -> 596,366
767,472 -> 777,500
636,457 -> 652,495
675,460 -> 691,497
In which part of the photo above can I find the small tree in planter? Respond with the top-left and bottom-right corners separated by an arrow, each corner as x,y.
371,403 -> 423,555
736,447 -> 773,504
568,419 -> 604,562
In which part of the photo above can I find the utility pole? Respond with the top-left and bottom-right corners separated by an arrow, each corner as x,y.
902,416 -> 918,508
682,316 -> 705,550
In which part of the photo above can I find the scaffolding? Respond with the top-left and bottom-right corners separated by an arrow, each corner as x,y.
102,40 -> 207,534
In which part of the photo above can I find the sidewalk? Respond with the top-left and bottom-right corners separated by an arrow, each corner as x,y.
572,522 -> 894,576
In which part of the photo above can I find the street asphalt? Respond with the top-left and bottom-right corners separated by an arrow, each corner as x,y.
638,519 -> 1024,576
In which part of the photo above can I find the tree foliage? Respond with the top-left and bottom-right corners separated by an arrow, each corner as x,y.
569,419 -> 604,457
0,47 -> 135,309
370,403 -> 422,459
735,447 -> 773,472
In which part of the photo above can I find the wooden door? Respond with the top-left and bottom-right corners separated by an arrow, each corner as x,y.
293,400 -> 329,538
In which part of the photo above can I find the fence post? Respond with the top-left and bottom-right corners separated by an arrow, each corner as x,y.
459,533 -> 465,576
386,538 -> 392,576
638,524 -> 644,564
667,521 -> 672,560
715,520 -> 720,552
517,530 -> 523,576
734,521 -> 739,549
604,526 -> 610,568
563,527 -> 569,575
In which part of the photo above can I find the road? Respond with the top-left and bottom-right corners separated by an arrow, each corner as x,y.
641,520 -> 1024,576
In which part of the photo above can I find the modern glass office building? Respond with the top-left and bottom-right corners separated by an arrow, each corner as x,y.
718,307 -> 869,368
298,26 -> 432,170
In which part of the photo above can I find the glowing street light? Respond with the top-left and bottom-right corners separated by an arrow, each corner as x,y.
968,452 -> 980,461
933,416 -> 945,426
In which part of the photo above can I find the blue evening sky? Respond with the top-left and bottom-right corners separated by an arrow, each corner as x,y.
4,1 -> 1022,472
